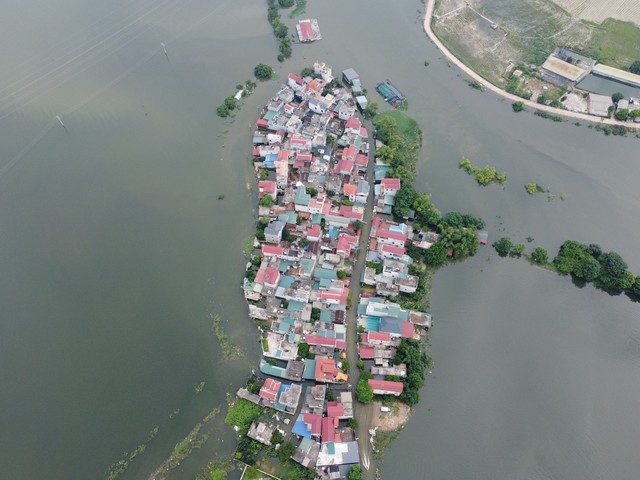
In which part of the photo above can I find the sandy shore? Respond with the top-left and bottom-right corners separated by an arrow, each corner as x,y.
423,0 -> 640,130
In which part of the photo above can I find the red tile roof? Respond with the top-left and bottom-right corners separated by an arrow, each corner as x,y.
401,321 -> 415,339
264,268 -> 280,286
338,206 -> 364,220
345,116 -> 361,130
381,178 -> 401,191
359,345 -> 375,359
368,379 -> 404,394
262,245 -> 285,256
277,149 -> 289,161
377,229 -> 407,242
306,224 -> 321,239
355,153 -> 368,167
342,145 -> 357,160
367,331 -> 391,343
343,183 -> 358,196
315,357 -> 337,382
260,378 -> 282,401
305,336 -> 337,348
288,73 -> 304,85
326,401 -> 345,418
298,21 -> 314,41
321,417 -> 335,443
303,413 -> 322,436
381,244 -> 406,256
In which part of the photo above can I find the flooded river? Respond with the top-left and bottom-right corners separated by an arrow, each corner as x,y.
1,0 -> 639,479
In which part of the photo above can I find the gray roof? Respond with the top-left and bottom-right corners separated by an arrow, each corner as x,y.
265,220 -> 285,236
342,68 -> 359,82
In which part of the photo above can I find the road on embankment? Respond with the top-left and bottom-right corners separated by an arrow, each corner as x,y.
345,119 -> 378,480
423,0 -> 640,130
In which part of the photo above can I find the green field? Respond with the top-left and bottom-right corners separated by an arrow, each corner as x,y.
582,19 -> 640,69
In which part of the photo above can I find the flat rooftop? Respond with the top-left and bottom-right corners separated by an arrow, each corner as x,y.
592,64 -> 640,88
541,56 -> 586,82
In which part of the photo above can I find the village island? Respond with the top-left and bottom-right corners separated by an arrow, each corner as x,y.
224,61 -> 489,480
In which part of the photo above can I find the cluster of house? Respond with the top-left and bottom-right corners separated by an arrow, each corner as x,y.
238,62 -> 374,479
536,48 -> 640,121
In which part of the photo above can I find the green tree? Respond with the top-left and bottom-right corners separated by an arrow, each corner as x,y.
375,144 -> 395,163
224,97 -> 237,110
630,61 -> 640,74
301,67 -> 313,77
258,195 -> 274,207
277,442 -> 296,462
493,236 -> 513,256
278,37 -> 292,58
356,373 -> 374,404
615,109 -> 629,121
336,270 -> 347,280
630,276 -> 640,296
216,104 -> 229,117
512,101 -> 524,112
393,182 -> 417,218
254,63 -> 274,79
574,256 -> 601,281
278,0 -> 294,6
270,430 -> 284,445
553,240 -> 587,274
439,226 -> 480,259
531,247 -> 548,264
363,102 -> 379,119
511,243 -> 526,257
413,193 -> 441,226
373,115 -> 399,143
425,241 -> 448,267
274,23 -> 288,38
347,466 -> 364,480
611,92 -> 624,104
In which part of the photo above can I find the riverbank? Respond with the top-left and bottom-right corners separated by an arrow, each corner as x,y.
423,0 -> 640,130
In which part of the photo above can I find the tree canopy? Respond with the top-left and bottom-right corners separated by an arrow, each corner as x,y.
630,61 -> 640,74
356,373 -> 374,404
254,63 -> 274,79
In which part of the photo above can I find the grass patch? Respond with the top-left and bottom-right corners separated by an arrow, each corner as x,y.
244,465 -> 277,480
373,427 -> 403,460
244,237 -> 255,256
288,0 -> 307,18
585,18 -> 640,69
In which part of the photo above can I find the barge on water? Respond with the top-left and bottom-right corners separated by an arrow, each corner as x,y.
376,80 -> 406,107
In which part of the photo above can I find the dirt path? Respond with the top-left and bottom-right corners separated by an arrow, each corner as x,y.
424,0 -> 640,130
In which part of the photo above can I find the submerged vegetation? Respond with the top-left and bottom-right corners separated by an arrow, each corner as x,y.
147,407 -> 220,480
211,313 -> 244,360
104,427 -> 159,480
459,156 -> 507,186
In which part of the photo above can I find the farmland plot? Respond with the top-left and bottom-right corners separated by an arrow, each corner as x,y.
551,0 -> 640,26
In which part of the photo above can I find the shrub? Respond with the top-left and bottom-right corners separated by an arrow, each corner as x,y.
512,101 -> 524,112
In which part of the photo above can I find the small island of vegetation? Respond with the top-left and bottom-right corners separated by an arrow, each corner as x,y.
459,156 -> 507,186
